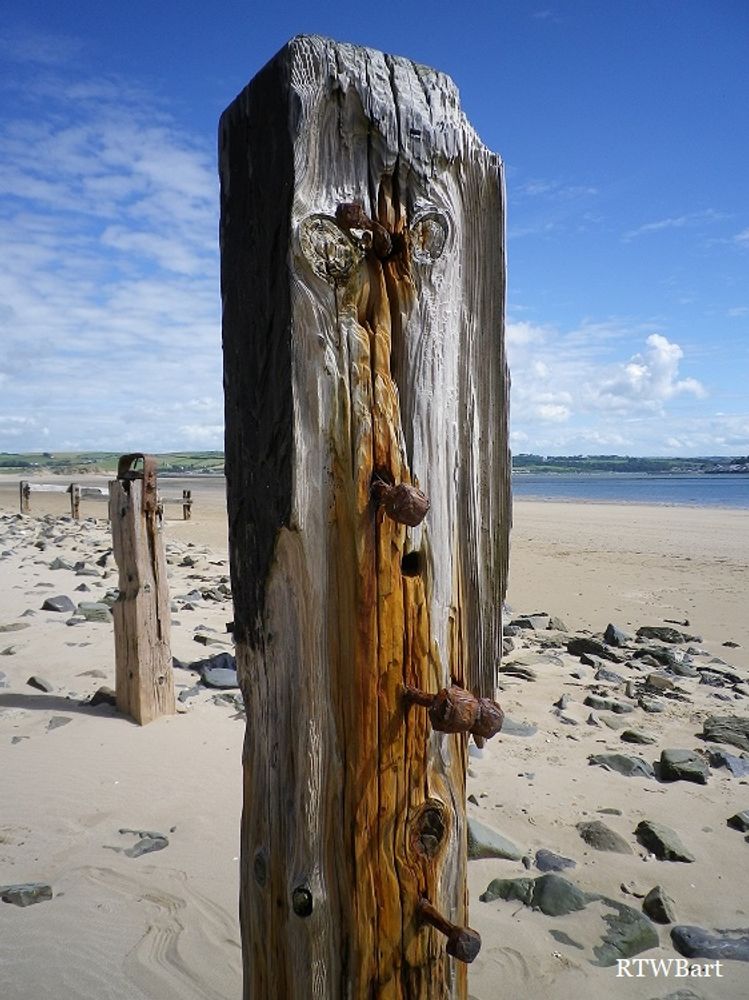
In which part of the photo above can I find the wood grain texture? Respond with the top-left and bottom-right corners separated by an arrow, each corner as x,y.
220,35 -> 510,1000
109,479 -> 175,725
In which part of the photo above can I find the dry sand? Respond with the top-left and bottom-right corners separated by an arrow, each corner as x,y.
1,474 -> 747,1000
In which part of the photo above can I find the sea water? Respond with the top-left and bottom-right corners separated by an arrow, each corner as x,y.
511,473 -> 749,509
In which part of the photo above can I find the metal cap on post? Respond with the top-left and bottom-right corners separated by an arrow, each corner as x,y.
109,453 -> 175,724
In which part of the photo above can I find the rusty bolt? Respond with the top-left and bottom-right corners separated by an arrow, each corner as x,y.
416,897 -> 481,963
404,684 -> 504,740
335,202 -> 393,259
372,480 -> 430,527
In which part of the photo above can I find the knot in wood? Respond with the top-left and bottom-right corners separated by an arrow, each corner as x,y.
291,885 -> 313,917
372,481 -> 430,527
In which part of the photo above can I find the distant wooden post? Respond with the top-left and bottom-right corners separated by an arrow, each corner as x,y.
69,483 -> 81,520
220,36 -> 509,999
109,454 -> 175,725
19,480 -> 30,513
182,489 -> 192,520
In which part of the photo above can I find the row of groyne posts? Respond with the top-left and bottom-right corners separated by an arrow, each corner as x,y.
19,454 -> 181,726
19,476 -> 193,521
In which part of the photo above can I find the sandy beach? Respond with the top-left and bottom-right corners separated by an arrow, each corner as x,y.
1,474 -> 748,1000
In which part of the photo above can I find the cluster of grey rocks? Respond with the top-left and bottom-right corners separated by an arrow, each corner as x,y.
470,608 -> 749,976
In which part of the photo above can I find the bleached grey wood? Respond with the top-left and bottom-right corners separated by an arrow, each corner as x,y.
220,34 -> 509,1000
109,478 -> 175,725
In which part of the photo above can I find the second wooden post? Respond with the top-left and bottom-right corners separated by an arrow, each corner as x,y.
109,453 -> 175,725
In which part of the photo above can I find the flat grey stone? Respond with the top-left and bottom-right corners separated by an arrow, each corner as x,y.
201,667 -> 239,689
480,873 -> 589,916
637,626 -> 698,644
498,663 -> 537,681
49,557 -> 74,571
187,651 -> 238,689
636,820 -> 695,862
498,717 -> 538,737
118,828 -> 170,858
589,754 -> 654,779
643,885 -> 676,924
568,637 -> 623,662
0,883 -> 53,907
659,749 -> 709,785
646,673 -> 674,691
88,686 -> 116,707
640,697 -> 666,713
727,810 -> 749,832
595,667 -> 626,685
0,622 -> 30,633
702,714 -> 749,752
76,602 -> 111,623
510,614 -> 550,630
480,874 -> 659,966
584,694 -> 634,714
592,896 -> 660,967
621,729 -> 657,745
535,849 -> 576,872
604,623 -> 633,647
576,820 -> 632,854
41,595 -> 75,613
26,675 -> 55,693
467,818 -> 523,861
671,925 -> 749,962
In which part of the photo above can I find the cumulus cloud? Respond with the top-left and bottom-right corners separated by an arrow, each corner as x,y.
507,319 -> 714,454
596,334 -> 706,412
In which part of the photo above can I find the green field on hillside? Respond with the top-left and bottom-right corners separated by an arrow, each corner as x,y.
0,452 -> 225,475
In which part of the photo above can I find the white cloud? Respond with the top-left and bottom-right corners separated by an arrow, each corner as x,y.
535,403 -> 570,422
0,52 -> 220,452
507,319 -> 718,454
623,209 -> 727,241
596,334 -> 706,412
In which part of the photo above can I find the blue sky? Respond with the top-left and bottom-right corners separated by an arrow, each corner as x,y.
1,1 -> 747,456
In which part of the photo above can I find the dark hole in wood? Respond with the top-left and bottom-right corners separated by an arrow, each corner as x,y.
253,848 -> 267,887
292,885 -> 313,917
372,467 -> 395,489
415,805 -> 446,858
401,551 -> 422,577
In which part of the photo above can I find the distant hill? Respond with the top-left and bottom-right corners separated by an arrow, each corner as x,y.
0,451 -> 225,475
512,454 -> 749,475
3,451 -> 747,477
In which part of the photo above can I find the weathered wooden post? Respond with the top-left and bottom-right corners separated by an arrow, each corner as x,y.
182,488 -> 192,520
19,480 -> 30,514
220,36 -> 510,999
109,454 -> 175,724
69,483 -> 81,520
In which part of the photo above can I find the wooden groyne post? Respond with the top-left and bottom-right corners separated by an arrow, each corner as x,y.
220,35 -> 510,999
19,480 -> 31,513
109,454 -> 175,724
